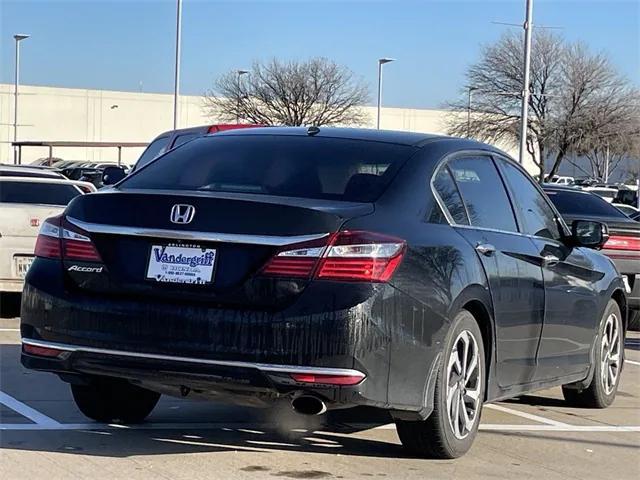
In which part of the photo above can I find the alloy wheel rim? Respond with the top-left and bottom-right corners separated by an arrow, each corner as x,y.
600,313 -> 620,396
446,330 -> 482,440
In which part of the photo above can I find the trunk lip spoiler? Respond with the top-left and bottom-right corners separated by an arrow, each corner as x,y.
65,216 -> 330,247
21,338 -> 366,379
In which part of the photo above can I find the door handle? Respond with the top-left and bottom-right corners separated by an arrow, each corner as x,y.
541,254 -> 560,267
475,243 -> 496,256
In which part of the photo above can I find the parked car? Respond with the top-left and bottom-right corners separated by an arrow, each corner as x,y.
584,186 -> 619,203
0,165 -> 65,179
545,185 -> 639,330
0,177 -> 84,292
549,175 -> 575,186
613,203 -> 640,218
22,128 -> 626,459
0,165 -> 95,193
131,123 -> 264,172
574,178 -> 598,187
614,185 -> 639,208
29,157 -> 64,167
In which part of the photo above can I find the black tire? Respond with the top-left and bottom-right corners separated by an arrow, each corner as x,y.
562,299 -> 623,408
396,310 -> 485,459
628,309 -> 640,332
71,378 -> 160,423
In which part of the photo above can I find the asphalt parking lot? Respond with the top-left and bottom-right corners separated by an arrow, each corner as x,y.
0,315 -> 638,480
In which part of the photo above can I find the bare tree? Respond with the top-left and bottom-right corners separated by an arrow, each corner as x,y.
565,70 -> 640,181
203,58 -> 370,126
446,31 -> 639,181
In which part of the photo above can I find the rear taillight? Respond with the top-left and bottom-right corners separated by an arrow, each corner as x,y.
34,216 -> 102,262
34,217 -> 62,259
261,238 -> 327,278
604,235 -> 640,251
261,231 -> 406,283
317,231 -> 406,282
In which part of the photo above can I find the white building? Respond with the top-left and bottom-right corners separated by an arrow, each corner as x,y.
0,83 -> 528,169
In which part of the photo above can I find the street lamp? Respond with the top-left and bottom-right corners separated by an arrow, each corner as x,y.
518,0 -> 534,165
172,0 -> 183,130
13,33 -> 30,165
466,86 -> 478,138
236,70 -> 249,124
376,58 -> 395,129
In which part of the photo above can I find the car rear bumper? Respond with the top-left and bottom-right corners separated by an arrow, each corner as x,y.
20,274 -> 446,414
21,338 -> 369,409
626,274 -> 640,309
606,255 -> 640,309
0,278 -> 24,292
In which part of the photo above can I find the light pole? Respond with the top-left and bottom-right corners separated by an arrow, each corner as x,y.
236,70 -> 249,124
466,87 -> 477,138
518,0 -> 534,165
13,33 -> 30,165
172,0 -> 183,130
376,58 -> 395,129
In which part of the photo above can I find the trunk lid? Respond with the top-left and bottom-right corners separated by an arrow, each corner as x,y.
62,190 -> 373,307
0,204 -> 65,238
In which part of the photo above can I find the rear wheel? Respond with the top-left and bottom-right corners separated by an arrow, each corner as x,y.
71,378 -> 160,423
562,299 -> 623,408
396,310 -> 485,459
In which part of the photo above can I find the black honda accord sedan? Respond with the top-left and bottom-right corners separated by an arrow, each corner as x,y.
21,128 -> 627,458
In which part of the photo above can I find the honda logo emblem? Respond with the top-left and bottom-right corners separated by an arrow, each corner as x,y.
170,204 -> 196,224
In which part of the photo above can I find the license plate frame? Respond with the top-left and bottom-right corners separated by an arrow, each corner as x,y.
146,244 -> 217,285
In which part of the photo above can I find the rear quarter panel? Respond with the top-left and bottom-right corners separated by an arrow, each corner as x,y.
341,141 -> 493,409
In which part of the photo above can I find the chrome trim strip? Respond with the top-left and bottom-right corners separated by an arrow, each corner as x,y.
21,338 -> 366,379
66,217 -> 330,247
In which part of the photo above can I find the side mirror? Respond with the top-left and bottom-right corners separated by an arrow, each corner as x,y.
571,220 -> 609,249
102,166 -> 126,186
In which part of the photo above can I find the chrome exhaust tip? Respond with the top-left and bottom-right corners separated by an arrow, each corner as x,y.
291,395 -> 327,416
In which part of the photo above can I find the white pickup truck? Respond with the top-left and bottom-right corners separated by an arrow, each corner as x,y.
0,176 -> 91,292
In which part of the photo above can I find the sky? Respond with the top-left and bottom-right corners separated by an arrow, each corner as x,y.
1,0 -> 638,109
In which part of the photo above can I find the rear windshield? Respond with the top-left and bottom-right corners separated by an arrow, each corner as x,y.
120,136 -> 414,202
545,189 -> 628,218
0,181 -> 80,206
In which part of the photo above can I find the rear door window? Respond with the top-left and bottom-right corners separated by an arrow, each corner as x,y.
121,136 -> 415,202
497,158 -> 561,240
0,182 -> 80,205
134,136 -> 170,170
447,156 -> 518,232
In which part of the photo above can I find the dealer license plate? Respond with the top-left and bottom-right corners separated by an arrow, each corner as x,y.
146,245 -> 216,285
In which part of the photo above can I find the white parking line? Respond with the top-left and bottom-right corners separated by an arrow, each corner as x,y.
0,391 -> 60,426
485,403 -> 569,426
479,424 -> 640,432
626,359 -> 640,366
0,422 -> 639,433
0,328 -> 20,332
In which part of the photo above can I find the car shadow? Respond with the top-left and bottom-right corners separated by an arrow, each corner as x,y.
502,395 -> 568,408
0,424 -> 411,459
0,410 -> 415,460
1,343 -> 410,459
